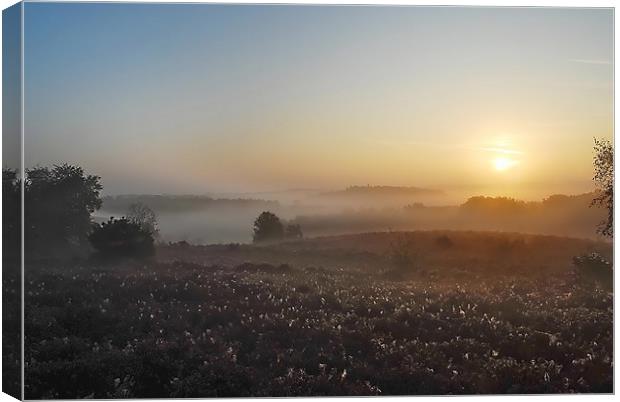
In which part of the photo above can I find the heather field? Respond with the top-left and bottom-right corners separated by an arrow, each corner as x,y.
17,231 -> 613,398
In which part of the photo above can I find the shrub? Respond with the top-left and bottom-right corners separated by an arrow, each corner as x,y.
253,211 -> 284,243
573,253 -> 612,289
89,217 -> 155,258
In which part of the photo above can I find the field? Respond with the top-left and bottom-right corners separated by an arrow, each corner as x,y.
21,231 -> 613,398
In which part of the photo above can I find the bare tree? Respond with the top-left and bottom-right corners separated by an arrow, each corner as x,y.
127,202 -> 159,239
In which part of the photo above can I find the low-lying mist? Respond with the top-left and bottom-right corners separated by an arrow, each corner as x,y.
97,187 -> 608,244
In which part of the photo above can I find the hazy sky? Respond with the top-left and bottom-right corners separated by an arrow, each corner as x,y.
20,4 -> 613,199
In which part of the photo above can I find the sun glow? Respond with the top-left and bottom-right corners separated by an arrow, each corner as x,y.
493,157 -> 517,171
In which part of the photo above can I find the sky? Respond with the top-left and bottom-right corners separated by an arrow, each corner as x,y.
2,2 -> 21,169
16,4 -> 614,199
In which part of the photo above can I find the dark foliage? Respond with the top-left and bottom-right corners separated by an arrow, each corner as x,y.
253,211 -> 284,243
3,168 -> 21,261
573,253 -> 612,289
24,164 -> 102,257
89,217 -> 155,258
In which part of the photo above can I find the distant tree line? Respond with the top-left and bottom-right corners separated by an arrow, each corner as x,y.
322,185 -> 443,197
102,194 -> 279,213
400,192 -> 607,224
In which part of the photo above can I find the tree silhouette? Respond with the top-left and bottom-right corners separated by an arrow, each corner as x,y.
252,211 -> 284,243
591,138 -> 613,237
24,164 -> 102,255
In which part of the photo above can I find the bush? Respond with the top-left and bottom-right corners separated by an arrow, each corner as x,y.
253,211 -> 284,243
89,217 -> 155,258
573,253 -> 612,289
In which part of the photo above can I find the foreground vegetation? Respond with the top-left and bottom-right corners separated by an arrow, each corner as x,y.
20,231 -> 612,398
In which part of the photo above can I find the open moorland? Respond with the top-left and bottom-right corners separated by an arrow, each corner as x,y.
21,231 -> 613,398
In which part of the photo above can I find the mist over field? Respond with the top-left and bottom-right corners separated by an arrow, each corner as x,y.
96,187 -> 608,244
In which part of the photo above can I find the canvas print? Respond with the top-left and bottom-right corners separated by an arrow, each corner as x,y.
2,2 -> 614,399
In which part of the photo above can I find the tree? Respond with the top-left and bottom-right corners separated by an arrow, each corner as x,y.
24,164 -> 102,255
127,202 -> 159,239
252,211 -> 284,243
591,138 -> 613,237
89,217 -> 155,258
285,223 -> 303,239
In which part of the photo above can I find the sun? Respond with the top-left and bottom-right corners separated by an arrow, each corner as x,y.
492,157 -> 517,171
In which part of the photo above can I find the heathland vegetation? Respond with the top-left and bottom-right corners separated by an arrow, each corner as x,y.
2,139 -> 613,397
